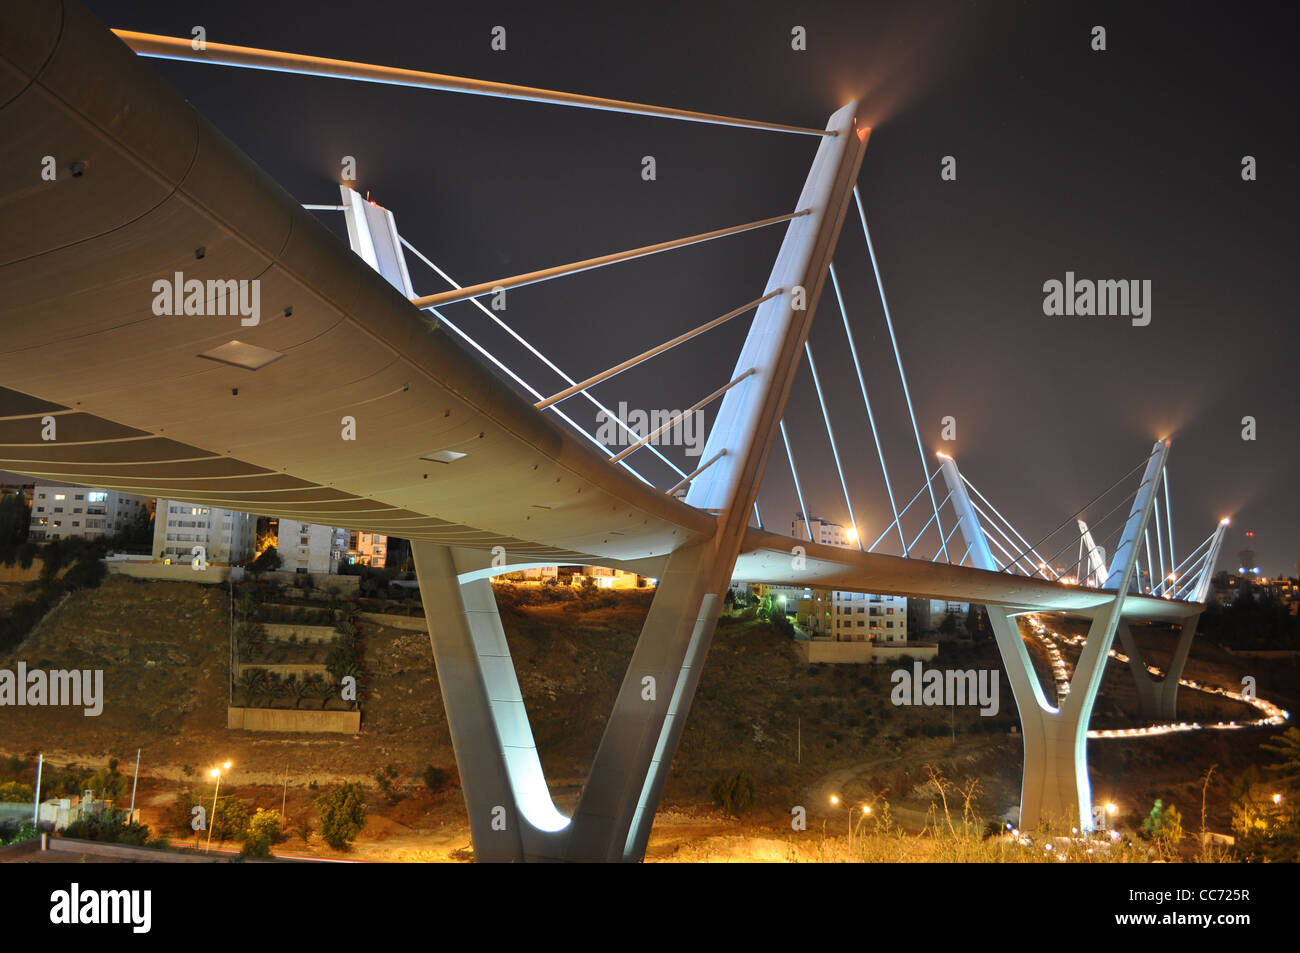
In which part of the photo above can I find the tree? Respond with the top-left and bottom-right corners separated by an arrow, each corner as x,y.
0,781 -> 33,802
242,808 -> 284,857
211,796 -> 251,842
939,611 -> 960,638
1141,798 -> 1183,849
709,769 -> 756,815
315,783 -> 367,850
422,765 -> 451,795
1260,727 -> 1300,788
964,604 -> 989,640
0,493 -> 29,564
88,758 -> 127,804
373,764 -> 403,805
286,675 -> 311,709
249,546 -> 282,574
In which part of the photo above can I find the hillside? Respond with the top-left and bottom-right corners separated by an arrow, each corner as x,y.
0,576 -> 1291,859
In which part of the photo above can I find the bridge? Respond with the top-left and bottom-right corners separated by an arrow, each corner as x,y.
0,1 -> 1253,861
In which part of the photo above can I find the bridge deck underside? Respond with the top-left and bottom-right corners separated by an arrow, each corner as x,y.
0,1 -> 713,563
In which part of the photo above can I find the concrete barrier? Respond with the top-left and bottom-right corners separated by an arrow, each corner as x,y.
233,662 -> 328,679
359,611 -> 428,632
0,559 -> 42,582
799,641 -> 939,664
227,706 -> 360,733
259,623 -> 339,642
106,561 -> 241,584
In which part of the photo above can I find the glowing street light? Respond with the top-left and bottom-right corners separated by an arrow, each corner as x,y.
1273,793 -> 1283,805
206,760 -> 233,854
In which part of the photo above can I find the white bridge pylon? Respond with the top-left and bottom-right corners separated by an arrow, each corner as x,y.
342,102 -> 869,860
939,442 -> 1176,828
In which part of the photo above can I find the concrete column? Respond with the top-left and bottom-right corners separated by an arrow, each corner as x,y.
411,542 -> 568,861
1117,618 -> 1199,721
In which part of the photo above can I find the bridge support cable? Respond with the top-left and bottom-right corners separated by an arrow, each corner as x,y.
853,186 -> 949,562
1000,450 -> 1152,573
971,503 -> 1041,576
780,420 -> 811,539
1144,530 -> 1155,594
411,211 -> 809,310
906,486 -> 955,556
606,370 -> 757,465
1163,469 -> 1176,575
116,30 -> 835,137
867,465 -> 942,553
429,307 -> 651,485
960,475 -> 1060,579
400,235 -> 689,482
1172,551 -> 1214,602
805,343 -> 863,550
666,450 -> 728,497
339,182 -> 668,488
1157,529 -> 1215,597
1026,484 -> 1141,578
830,262 -> 905,552
933,518 -> 964,563
535,292 -> 779,409
981,527 -> 1027,574
1152,490 -> 1168,598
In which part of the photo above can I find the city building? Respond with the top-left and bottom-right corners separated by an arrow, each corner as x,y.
345,531 -> 387,568
908,598 -> 974,639
153,499 -> 255,565
779,514 -> 909,643
29,483 -> 149,541
274,518 -> 348,575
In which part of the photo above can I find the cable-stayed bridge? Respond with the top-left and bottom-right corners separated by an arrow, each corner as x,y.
0,1 -> 1261,861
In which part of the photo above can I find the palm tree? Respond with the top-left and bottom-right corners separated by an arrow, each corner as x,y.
309,678 -> 335,710
286,675 -> 311,709
236,668 -> 266,707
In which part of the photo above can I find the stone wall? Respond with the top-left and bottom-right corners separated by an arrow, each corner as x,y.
799,640 -> 939,664
227,706 -> 360,733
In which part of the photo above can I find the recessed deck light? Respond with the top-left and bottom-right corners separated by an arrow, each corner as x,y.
421,450 -> 467,464
197,340 -> 285,370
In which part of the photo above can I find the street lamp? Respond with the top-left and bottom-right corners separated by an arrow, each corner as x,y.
205,761 -> 232,853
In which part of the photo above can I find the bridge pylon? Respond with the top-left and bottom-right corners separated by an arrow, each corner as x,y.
354,103 -> 869,860
938,441 -> 1169,830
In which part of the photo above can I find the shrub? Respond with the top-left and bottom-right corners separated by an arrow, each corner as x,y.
212,796 -> 251,842
0,781 -> 33,802
241,829 -> 272,858
247,807 -> 284,844
63,808 -> 151,846
316,783 -> 367,850
167,791 -> 201,835
373,764 -> 403,805
422,765 -> 451,795
709,769 -> 756,815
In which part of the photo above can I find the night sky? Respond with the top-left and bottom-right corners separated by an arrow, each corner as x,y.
81,0 -> 1299,574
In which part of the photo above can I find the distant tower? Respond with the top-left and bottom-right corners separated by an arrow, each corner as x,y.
1238,530 -> 1258,578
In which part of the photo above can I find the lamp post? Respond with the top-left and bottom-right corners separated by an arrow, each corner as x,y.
205,761 -> 232,853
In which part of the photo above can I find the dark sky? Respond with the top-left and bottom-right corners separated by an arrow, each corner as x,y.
83,0 -> 1300,575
